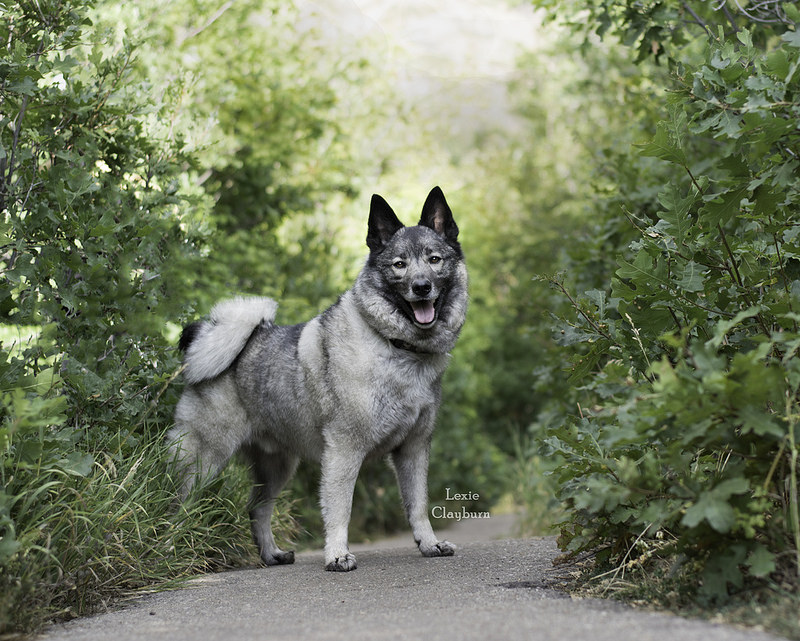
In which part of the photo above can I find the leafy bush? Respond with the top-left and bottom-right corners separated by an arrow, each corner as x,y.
0,1 -> 271,631
531,1 -> 800,603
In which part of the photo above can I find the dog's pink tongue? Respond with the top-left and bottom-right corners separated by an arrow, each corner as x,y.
411,300 -> 435,324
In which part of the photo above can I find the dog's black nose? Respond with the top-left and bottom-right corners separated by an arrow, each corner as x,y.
412,279 -> 432,297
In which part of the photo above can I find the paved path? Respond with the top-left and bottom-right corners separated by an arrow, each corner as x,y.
39,516 -> 784,641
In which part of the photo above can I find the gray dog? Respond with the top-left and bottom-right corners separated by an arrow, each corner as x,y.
167,187 -> 467,571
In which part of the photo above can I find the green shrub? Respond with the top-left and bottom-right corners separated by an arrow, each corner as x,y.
0,2 -> 263,632
534,2 -> 800,603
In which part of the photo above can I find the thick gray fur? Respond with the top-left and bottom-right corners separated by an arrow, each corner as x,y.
167,186 -> 467,572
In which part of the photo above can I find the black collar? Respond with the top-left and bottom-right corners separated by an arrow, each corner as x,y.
389,338 -> 432,354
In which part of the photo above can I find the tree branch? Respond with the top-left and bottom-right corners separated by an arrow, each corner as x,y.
177,1 -> 235,45
682,2 -> 711,34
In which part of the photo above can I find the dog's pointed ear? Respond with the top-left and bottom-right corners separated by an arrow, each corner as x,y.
367,194 -> 404,252
419,186 -> 458,242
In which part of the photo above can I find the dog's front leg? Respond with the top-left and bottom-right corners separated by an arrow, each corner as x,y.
320,446 -> 362,571
391,438 -> 456,558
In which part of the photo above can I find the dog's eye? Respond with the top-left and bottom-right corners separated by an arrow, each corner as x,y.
393,260 -> 406,269
429,255 -> 442,264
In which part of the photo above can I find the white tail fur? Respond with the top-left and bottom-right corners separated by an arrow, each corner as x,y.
183,297 -> 278,384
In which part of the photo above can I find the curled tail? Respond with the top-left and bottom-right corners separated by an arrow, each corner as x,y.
180,297 -> 278,385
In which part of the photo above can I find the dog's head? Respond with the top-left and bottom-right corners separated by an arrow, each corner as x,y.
356,187 -> 467,351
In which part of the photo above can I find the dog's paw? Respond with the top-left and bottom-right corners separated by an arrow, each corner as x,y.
325,553 -> 357,572
419,540 -> 456,557
262,549 -> 295,566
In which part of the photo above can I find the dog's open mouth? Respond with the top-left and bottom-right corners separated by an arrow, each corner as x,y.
409,298 -> 437,326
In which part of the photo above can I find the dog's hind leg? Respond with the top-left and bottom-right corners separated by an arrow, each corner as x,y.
167,380 -> 250,501
167,425 -> 239,501
243,443 -> 299,566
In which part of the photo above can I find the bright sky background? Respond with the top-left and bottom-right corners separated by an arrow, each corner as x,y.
297,0 -> 544,134
321,0 -> 541,77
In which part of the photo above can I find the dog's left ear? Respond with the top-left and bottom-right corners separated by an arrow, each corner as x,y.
419,186 -> 458,242
367,194 -> 404,252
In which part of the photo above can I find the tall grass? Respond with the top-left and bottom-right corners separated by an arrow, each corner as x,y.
0,425 -> 294,634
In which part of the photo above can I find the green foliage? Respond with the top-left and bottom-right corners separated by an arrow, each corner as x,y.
530,1 -> 800,605
535,0 -> 790,62
0,1 -> 280,632
98,0 -> 368,313
1,400 -> 264,631
1,0 -> 201,434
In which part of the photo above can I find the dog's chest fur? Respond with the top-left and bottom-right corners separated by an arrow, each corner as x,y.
296,292 -> 450,456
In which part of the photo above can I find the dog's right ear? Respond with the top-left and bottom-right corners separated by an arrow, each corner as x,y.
367,194 -> 404,252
